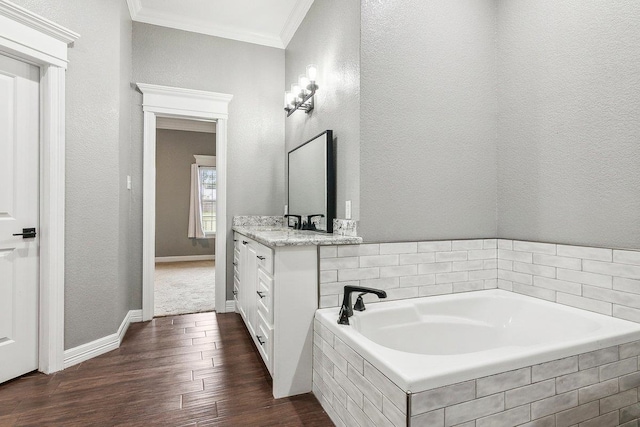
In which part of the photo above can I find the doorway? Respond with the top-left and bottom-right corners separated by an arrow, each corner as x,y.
138,83 -> 232,321
154,118 -> 216,316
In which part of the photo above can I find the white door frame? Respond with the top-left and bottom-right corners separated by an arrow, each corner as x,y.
137,83 -> 232,321
0,1 -> 79,374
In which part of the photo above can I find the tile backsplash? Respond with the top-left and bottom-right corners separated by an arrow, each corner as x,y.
318,239 -> 640,324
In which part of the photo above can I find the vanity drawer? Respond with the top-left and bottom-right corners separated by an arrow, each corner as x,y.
254,311 -> 273,374
256,267 -> 273,325
255,243 -> 274,275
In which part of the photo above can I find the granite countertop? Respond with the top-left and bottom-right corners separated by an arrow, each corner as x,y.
232,225 -> 363,247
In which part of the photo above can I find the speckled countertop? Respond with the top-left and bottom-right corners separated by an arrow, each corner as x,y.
232,226 -> 363,247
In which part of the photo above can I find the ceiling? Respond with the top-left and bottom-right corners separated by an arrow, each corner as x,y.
126,0 -> 314,49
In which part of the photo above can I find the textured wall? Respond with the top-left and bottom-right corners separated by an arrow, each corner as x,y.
359,0 -> 498,243
10,0 -> 135,349
132,23 -> 285,298
155,130 -> 216,258
285,0 -> 360,220
497,0 -> 640,250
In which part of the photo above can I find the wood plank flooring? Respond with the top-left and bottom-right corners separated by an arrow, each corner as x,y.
0,312 -> 333,426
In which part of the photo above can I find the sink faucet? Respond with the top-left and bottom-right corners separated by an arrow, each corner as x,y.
301,214 -> 324,231
285,214 -> 302,230
338,285 -> 387,325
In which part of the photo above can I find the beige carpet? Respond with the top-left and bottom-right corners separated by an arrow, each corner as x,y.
154,260 -> 215,317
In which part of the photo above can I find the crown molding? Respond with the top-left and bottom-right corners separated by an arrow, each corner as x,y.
0,0 -> 79,45
129,5 -> 284,49
281,0 -> 314,48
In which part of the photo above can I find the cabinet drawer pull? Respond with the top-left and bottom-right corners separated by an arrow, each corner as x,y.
233,239 -> 237,242
233,290 -> 238,296
233,262 -> 237,266
257,291 -> 266,299
242,240 -> 248,245
256,335 -> 265,346
257,255 -> 266,260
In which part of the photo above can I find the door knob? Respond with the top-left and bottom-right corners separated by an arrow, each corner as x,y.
13,228 -> 36,238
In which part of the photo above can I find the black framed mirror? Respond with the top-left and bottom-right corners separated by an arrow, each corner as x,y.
287,130 -> 335,233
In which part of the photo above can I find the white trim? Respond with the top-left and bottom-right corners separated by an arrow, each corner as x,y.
138,83 -> 232,321
155,255 -> 215,263
225,300 -> 236,313
0,1 -> 78,375
63,310 -> 142,369
281,0 -> 315,48
156,116 -> 216,134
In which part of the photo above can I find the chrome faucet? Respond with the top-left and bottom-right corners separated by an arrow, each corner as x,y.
338,285 -> 387,325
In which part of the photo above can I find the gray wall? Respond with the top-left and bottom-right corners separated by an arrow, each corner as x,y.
285,0 -> 360,220
155,129 -> 216,258
496,0 -> 640,250
132,23 -> 285,299
11,0 -> 135,349
359,0 -> 498,243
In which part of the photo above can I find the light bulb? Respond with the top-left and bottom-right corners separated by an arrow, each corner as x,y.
306,64 -> 318,82
299,75 -> 310,93
284,91 -> 294,108
291,84 -> 301,101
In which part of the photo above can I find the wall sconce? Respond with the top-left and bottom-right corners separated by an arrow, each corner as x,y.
284,64 -> 318,117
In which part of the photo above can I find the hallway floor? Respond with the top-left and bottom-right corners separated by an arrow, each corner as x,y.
155,260 -> 216,316
0,312 -> 332,426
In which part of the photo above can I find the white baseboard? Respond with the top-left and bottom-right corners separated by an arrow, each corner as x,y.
63,309 -> 143,369
225,300 -> 236,313
155,255 -> 215,263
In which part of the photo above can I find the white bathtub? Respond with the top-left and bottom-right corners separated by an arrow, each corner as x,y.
315,289 -> 640,393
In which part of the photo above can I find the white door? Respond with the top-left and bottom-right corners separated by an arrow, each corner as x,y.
0,54 -> 40,384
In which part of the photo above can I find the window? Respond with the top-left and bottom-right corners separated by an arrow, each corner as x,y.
199,166 -> 216,235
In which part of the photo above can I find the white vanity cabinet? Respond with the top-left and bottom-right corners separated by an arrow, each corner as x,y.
233,231 -> 318,398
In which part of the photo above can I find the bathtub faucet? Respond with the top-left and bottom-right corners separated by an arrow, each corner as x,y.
338,286 -> 387,325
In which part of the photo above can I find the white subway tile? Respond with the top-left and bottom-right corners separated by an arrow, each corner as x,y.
505,379 -> 555,408
498,259 -> 513,270
418,241 -> 452,252
497,279 -> 513,291
469,269 -> 498,280
320,246 -> 337,258
579,411 -> 620,427
578,346 -> 619,370
614,250 -> 640,266
420,284 -> 453,296
599,357 -> 638,381
513,240 -> 556,255
614,305 -> 640,323
383,287 -> 420,301
436,271 -> 469,284
468,249 -> 497,260
332,367 -> 363,407
412,409 -> 444,427
619,372 -> 640,391
399,252 -> 436,265
583,286 -> 640,309
363,396 -> 397,427
476,367 -> 531,397
498,239 -> 513,250
512,283 -> 556,302
533,254 -> 581,270
484,259 -> 498,269
436,251 -> 468,262
533,276 -> 582,295
532,391 -> 577,419
555,401 -> 599,427
614,277 -> 640,295
337,244 -> 379,257
400,274 -> 435,287
320,270 -> 338,283
412,380 -> 476,414
476,405 -> 530,427
452,240 -> 483,250
319,295 -> 339,308
620,340 -> 640,358
453,281 -> 484,292
364,361 -> 406,412
383,395 -> 406,426
556,244 -> 612,262
532,357 -> 578,382
556,292 -> 612,315
346,395 -> 373,426
359,254 -> 399,268
599,389 -> 639,413
555,368 -> 599,394
483,239 -> 497,249
338,267 -> 379,281
499,249 -> 533,263
498,269 -> 533,285
484,279 -> 498,289
379,242 -> 417,255
452,260 -> 484,272
418,262 -> 452,274
557,269 -> 612,288
321,281 -> 359,296
583,260 -> 640,280
359,277 -> 400,290
347,364 -> 383,409
578,379 -> 618,404
321,257 -> 359,270
514,261 -> 556,278
444,393 -> 504,426
380,264 -> 418,278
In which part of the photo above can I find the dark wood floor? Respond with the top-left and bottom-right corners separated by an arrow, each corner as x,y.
0,312 -> 333,426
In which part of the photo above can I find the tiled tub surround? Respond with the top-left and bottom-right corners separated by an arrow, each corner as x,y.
319,239 -> 499,309
319,239 -> 640,325
314,316 -> 640,427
